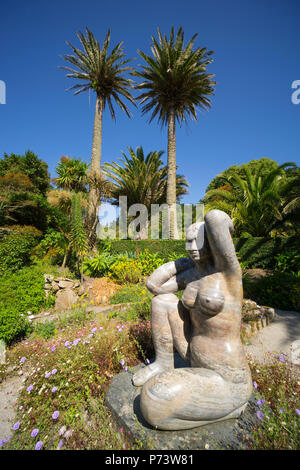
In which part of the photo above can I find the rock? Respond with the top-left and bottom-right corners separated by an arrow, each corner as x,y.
58,280 -> 75,289
0,340 -> 6,364
51,282 -> 60,293
44,274 -> 54,282
290,340 -> 300,366
242,299 -> 257,311
105,357 -> 259,450
55,288 -> 78,312
77,285 -> 86,296
44,283 -> 52,290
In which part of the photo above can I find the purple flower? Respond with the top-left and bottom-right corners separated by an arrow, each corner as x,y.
0,440 -> 4,448
88,333 -> 94,338
257,399 -> 265,406
52,411 -> 59,420
99,326 -> 103,330
27,385 -> 33,393
51,346 -> 56,352
64,341 -> 71,348
51,368 -> 57,375
279,408 -> 283,414
91,327 -> 97,333
120,359 -> 125,366
45,372 -> 51,378
145,359 -> 150,364
296,409 -> 300,416
73,339 -> 80,345
13,422 -> 20,431
123,366 -> 128,372
253,381 -> 258,389
57,440 -> 63,449
256,411 -> 264,420
51,387 -> 58,393
31,428 -> 39,438
35,441 -> 43,450
279,354 -> 286,362
20,357 -> 26,363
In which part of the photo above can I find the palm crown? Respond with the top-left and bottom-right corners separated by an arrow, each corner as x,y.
133,27 -> 216,125
60,28 -> 135,119
104,146 -> 188,210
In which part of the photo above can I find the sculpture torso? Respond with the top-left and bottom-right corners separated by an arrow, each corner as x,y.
181,265 -> 249,381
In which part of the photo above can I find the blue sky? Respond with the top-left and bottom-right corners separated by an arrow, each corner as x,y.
0,0 -> 300,203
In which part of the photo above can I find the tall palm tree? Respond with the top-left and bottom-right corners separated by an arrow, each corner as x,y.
60,28 -> 135,247
133,27 -> 215,238
203,162 -> 297,236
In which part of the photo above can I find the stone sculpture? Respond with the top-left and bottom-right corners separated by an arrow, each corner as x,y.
133,209 -> 253,430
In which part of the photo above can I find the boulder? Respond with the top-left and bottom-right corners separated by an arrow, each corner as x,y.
58,280 -> 75,289
51,281 -> 60,293
55,288 -> 78,312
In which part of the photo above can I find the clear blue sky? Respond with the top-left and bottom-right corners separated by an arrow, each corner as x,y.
1,0 -> 299,203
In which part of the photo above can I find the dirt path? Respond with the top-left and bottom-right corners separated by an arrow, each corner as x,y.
0,375 -> 23,442
245,308 -> 300,364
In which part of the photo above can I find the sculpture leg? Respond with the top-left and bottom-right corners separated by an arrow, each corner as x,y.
140,368 -> 251,430
132,294 -> 190,387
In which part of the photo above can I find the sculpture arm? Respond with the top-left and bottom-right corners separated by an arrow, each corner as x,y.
204,209 -> 241,276
146,257 -> 194,295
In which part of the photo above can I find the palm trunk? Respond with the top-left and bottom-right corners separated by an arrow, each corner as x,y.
166,107 -> 179,239
87,94 -> 103,249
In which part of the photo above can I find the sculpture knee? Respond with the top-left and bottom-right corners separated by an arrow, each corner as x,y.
140,375 -> 182,428
151,294 -> 179,313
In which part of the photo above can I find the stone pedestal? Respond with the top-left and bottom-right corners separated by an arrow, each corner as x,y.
105,356 -> 259,450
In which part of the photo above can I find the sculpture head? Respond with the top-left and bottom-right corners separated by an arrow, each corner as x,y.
185,222 -> 211,263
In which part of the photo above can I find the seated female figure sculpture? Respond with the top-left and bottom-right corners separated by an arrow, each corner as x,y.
132,209 -> 252,430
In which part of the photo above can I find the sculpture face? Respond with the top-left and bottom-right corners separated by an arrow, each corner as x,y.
186,222 -> 210,263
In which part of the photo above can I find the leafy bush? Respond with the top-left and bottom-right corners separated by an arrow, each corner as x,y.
109,236 -> 300,270
0,310 -> 31,345
83,253 -> 127,277
0,225 -> 42,276
110,284 -> 152,321
33,320 -> 56,339
243,272 -> 300,311
31,228 -> 68,265
274,251 -> 300,274
0,265 -> 55,344
108,250 -> 165,283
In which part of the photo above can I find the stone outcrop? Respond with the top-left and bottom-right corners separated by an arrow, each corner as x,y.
43,274 -> 86,312
241,299 -> 275,339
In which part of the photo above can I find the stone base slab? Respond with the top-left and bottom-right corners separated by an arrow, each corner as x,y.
105,356 -> 259,450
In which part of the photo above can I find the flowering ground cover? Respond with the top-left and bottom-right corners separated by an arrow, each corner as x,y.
0,290 -> 298,450
247,355 -> 300,450
0,307 -> 152,450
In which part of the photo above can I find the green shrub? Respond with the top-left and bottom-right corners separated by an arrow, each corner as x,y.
274,251 -> 300,274
243,272 -> 300,311
110,284 -> 152,321
0,309 -> 31,345
109,236 -> 300,270
83,253 -> 127,277
0,265 -> 55,344
0,225 -> 42,276
235,236 -> 300,270
33,320 -> 56,339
